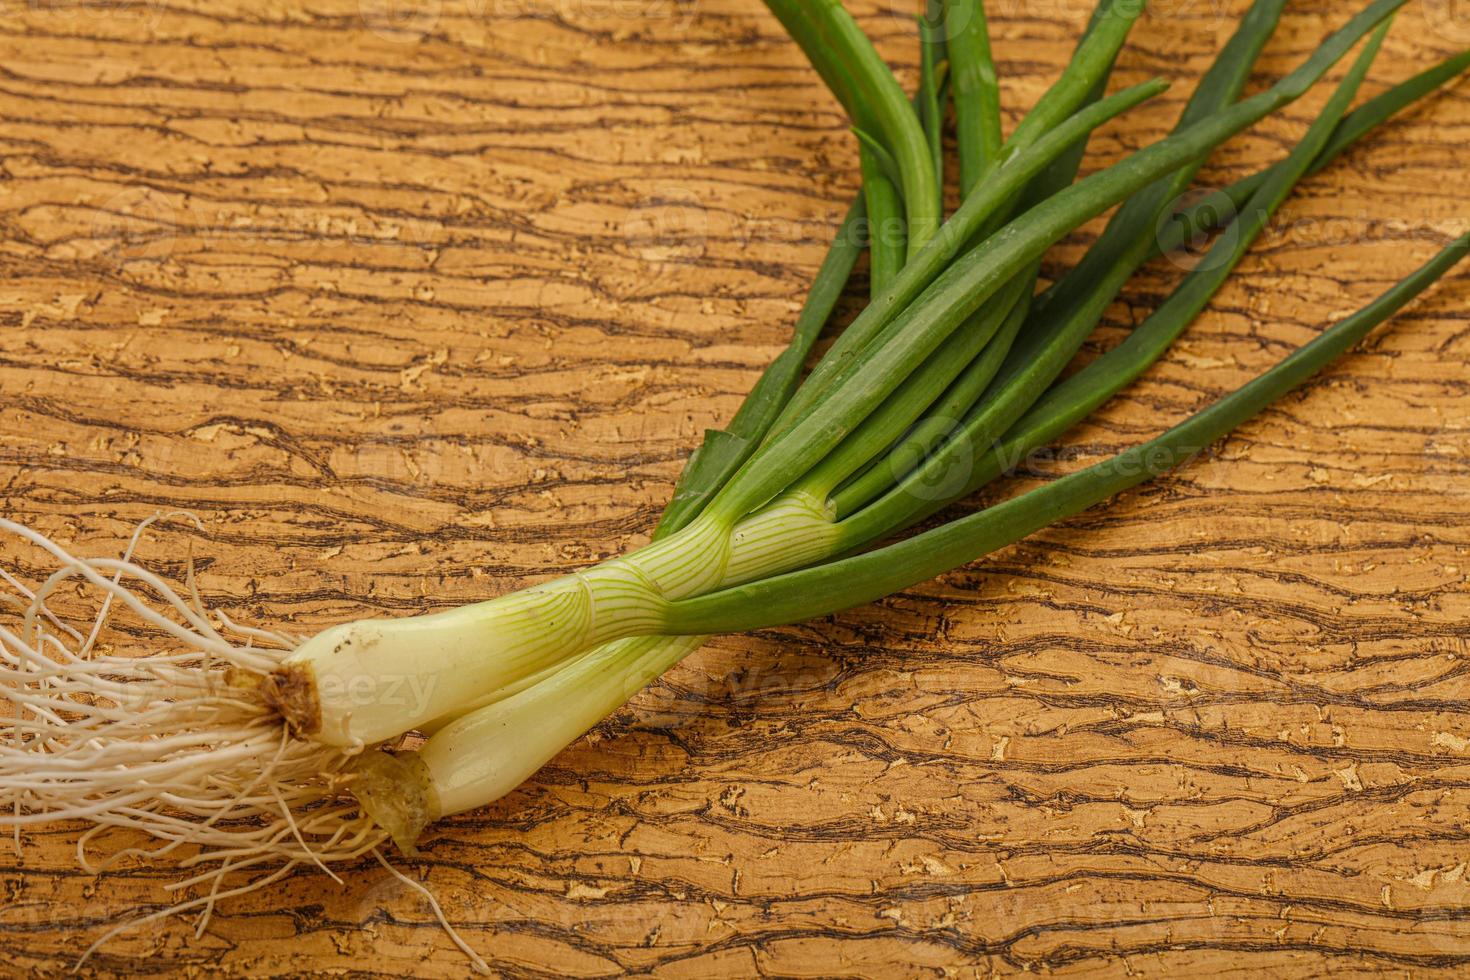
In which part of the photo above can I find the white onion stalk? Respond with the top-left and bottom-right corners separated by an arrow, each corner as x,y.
271,491 -> 838,748
358,634 -> 703,845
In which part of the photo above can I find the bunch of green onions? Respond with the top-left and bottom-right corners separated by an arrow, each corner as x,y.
2,0 -> 1466,959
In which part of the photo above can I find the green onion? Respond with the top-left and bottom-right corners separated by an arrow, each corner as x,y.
4,3 -> 1464,964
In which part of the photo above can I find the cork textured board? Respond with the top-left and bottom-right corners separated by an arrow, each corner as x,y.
1,0 -> 1469,975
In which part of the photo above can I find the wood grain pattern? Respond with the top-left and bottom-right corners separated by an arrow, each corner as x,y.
2,0 -> 1469,975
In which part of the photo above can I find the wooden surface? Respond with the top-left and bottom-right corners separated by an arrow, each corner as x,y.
2,0 -> 1469,975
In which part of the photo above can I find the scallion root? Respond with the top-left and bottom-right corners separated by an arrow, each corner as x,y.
0,516 -> 412,964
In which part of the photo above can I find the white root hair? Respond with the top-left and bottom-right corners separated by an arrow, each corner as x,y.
0,515 -> 487,972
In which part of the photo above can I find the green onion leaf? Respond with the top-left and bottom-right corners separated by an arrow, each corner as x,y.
666,234 -> 1470,635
